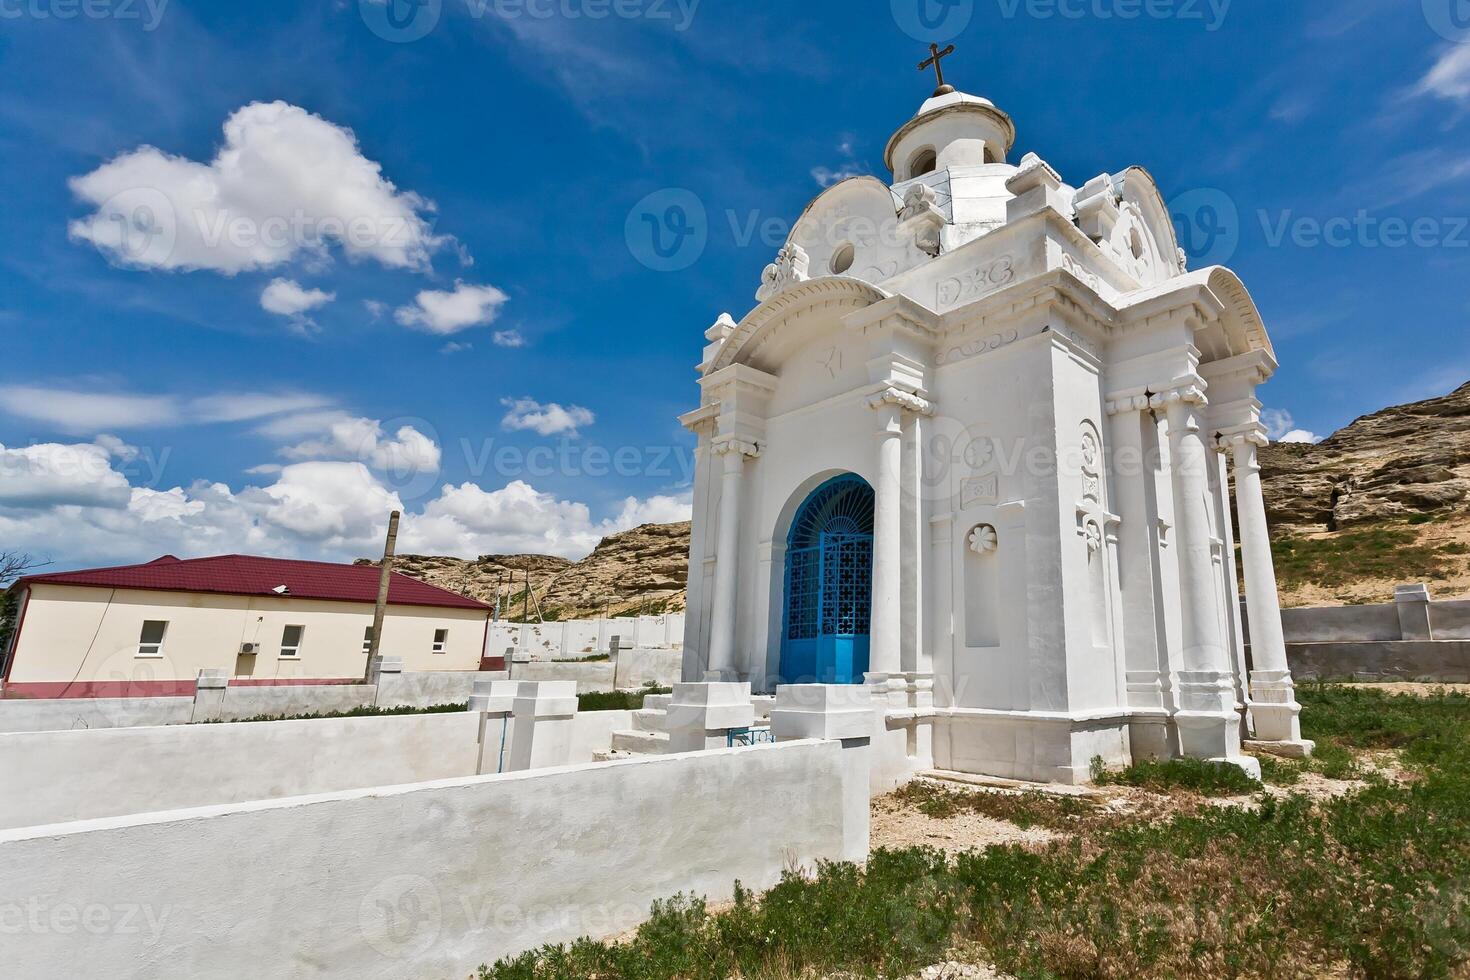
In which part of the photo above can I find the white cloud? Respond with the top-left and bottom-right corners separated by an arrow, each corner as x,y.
1416,45 -> 1470,103
0,387 -> 178,432
1260,408 -> 1319,444
491,329 -> 526,348
0,441 -> 133,509
260,278 -> 336,324
0,437 -> 687,567
1278,429 -> 1321,444
394,281 -> 509,335
68,101 -> 448,275
811,164 -> 864,188
499,397 -> 595,437
275,414 -> 441,474
0,384 -> 332,434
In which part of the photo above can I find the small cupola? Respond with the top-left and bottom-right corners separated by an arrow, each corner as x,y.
886,46 -> 1016,181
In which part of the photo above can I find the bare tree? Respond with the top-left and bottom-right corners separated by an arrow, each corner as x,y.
0,551 -> 45,588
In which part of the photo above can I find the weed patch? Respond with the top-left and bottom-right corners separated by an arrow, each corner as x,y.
576,686 -> 671,712
1090,756 -> 1261,796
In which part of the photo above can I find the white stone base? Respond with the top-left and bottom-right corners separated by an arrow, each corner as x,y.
935,709 -> 1132,785
1248,670 -> 1314,756
1245,738 -> 1315,760
666,682 -> 755,753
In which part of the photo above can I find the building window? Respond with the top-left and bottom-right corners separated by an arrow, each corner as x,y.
908,147 -> 937,180
137,620 -> 168,658
280,625 -> 305,659
362,625 -> 374,655
830,242 -> 856,275
432,628 -> 449,655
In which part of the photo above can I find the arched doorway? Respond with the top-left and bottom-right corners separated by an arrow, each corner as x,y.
779,474 -> 875,685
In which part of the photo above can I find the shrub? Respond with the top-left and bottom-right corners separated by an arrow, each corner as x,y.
1090,756 -> 1261,796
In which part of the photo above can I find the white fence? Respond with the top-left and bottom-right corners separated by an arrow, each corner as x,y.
0,740 -> 866,979
488,613 -> 686,661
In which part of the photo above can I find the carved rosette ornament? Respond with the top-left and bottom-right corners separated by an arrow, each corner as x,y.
968,524 -> 998,555
755,243 -> 811,303
1083,520 -> 1104,556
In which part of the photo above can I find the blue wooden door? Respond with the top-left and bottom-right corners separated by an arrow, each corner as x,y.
780,476 -> 874,685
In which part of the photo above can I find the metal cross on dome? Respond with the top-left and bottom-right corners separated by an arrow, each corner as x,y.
918,42 -> 957,97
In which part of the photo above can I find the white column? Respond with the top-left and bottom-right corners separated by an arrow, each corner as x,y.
1156,384 -> 1256,775
1228,430 -> 1313,755
1106,394 -> 1176,760
706,441 -> 753,681
869,401 -> 904,677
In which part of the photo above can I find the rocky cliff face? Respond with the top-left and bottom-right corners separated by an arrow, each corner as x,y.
366,522 -> 691,621
1259,382 -> 1470,532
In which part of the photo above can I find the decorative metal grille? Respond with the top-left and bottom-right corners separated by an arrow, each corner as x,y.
727,726 -> 776,747
783,475 -> 874,643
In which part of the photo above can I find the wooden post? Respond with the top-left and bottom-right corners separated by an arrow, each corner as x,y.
522,566 -> 530,623
364,510 -> 401,683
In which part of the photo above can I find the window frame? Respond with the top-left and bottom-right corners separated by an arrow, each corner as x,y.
279,624 -> 306,659
431,628 -> 449,655
136,620 -> 169,659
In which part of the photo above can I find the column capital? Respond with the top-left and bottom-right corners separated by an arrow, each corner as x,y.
1215,424 -> 1269,453
866,385 -> 935,417
1148,375 -> 1208,411
1104,389 -> 1153,416
710,436 -> 761,459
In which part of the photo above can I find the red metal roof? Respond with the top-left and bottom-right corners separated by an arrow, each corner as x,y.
15,554 -> 490,611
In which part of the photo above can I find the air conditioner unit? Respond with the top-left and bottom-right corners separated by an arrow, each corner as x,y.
239,642 -> 259,656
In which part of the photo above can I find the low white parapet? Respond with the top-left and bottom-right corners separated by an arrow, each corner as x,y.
771,684 -> 875,741
666,682 -> 754,752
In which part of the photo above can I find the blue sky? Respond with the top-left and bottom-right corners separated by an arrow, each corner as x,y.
1,0 -> 1467,570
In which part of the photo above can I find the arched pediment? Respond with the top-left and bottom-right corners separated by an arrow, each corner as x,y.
711,276 -> 890,374
1201,265 -> 1274,360
1109,167 -> 1185,286
785,176 -> 927,287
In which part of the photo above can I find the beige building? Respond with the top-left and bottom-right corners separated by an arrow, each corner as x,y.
2,555 -> 492,698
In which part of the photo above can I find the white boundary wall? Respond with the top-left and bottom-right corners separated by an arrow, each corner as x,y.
0,707 -> 637,830
488,613 -> 685,661
0,740 -> 865,980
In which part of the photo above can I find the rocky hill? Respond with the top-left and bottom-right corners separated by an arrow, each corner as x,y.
365,522 -> 691,621
1258,382 -> 1470,532
376,384 -> 1470,615
1257,382 -> 1470,605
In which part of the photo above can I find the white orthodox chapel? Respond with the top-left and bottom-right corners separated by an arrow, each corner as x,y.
678,57 -> 1312,784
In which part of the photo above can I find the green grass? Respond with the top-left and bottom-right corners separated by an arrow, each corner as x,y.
576,686 -> 671,712
193,701 -> 467,724
1090,756 -> 1261,796
478,686 -> 1470,979
1271,523 -> 1462,591
891,780 -> 1097,831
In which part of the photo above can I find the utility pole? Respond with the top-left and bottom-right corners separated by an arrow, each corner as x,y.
522,566 -> 530,623
363,510 -> 401,682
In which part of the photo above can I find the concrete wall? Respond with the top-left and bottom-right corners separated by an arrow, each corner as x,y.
488,613 -> 685,662
0,695 -> 193,734
7,583 -> 489,696
613,648 -> 682,690
1437,600 -> 1470,641
0,705 -> 636,830
0,670 -> 503,733
1289,641 -> 1470,683
509,659 -> 616,693
0,711 -> 484,830
0,740 -> 865,980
